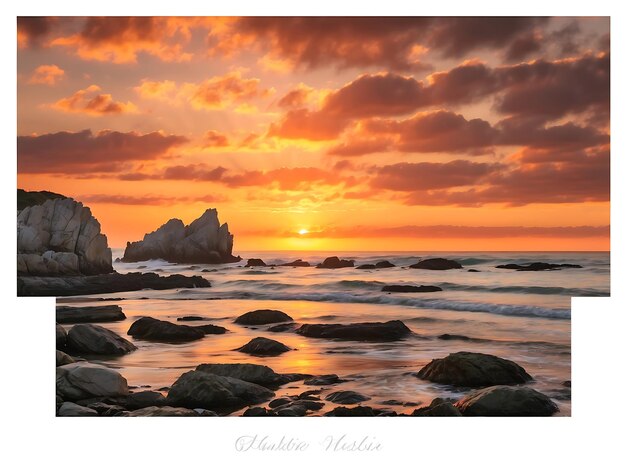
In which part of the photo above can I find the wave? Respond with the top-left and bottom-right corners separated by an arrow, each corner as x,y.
438,282 -> 609,297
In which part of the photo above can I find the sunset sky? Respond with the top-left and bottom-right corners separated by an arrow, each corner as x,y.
17,17 -> 610,251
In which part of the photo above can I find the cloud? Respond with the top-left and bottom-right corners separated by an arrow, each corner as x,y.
77,193 -> 228,205
161,165 -> 228,181
28,64 -> 65,85
268,108 -> 347,141
201,130 -> 229,147
17,17 -> 57,48
277,84 -> 314,108
134,79 -> 178,102
505,32 -> 543,61
51,85 -> 138,115
18,129 -> 187,174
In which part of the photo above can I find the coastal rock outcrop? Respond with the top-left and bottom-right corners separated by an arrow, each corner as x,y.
234,309 -> 293,325
281,259 -> 310,267
496,262 -> 583,271
454,385 -> 559,416
356,260 -> 395,269
409,258 -> 463,270
245,258 -> 266,267
122,209 -> 240,264
316,256 -> 354,269
416,351 -> 532,387
67,324 -> 137,356
296,320 -> 412,342
17,191 -> 113,276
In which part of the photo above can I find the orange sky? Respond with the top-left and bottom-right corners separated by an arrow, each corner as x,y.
17,17 -> 610,251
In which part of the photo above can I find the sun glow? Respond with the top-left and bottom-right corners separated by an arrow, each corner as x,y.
298,229 -> 309,235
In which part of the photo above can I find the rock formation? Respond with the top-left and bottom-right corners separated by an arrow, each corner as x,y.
17,191 -> 113,276
122,209 -> 240,264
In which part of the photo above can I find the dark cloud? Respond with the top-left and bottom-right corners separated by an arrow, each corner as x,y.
505,32 -> 543,61
18,129 -> 187,174
17,17 -> 58,47
77,193 -> 228,205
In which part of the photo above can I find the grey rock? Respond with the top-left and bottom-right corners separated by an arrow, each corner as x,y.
236,337 -> 291,356
412,398 -> 462,416
56,305 -> 126,324
234,309 -> 293,325
127,317 -> 205,342
67,324 -> 137,355
56,323 -> 67,348
124,406 -> 201,417
57,402 -> 99,417
195,363 -> 293,387
56,362 -> 129,400
316,256 -> 354,269
296,320 -> 411,341
455,386 -> 559,416
325,390 -> 370,404
304,374 -> 342,385
56,350 -> 75,366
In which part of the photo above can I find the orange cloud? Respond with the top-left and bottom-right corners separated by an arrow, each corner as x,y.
77,193 -> 228,205
202,130 -> 229,147
134,79 -> 178,102
51,85 -> 138,116
28,64 -> 65,85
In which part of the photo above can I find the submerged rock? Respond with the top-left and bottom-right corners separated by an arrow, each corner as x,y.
416,351 -> 532,387
316,256 -> 354,269
56,362 -> 129,400
455,385 -> 559,416
325,390 -> 370,404
496,262 -> 582,271
234,309 -> 293,325
67,324 -> 137,355
127,317 -> 205,342
236,337 -> 291,356
167,370 -> 274,410
281,259 -> 311,267
56,305 -> 126,324
296,320 -> 412,342
122,209 -> 240,264
382,285 -> 442,293
409,258 -> 463,270
245,258 -> 266,267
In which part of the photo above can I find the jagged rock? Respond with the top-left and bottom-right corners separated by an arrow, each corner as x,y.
316,256 -> 354,269
455,386 -> 559,416
412,398 -> 462,416
496,262 -> 583,271
245,258 -> 266,267
56,362 -> 129,400
19,272 -> 211,297
236,337 -> 291,356
17,189 -> 65,210
56,305 -> 126,324
296,320 -> 412,341
67,324 -> 137,355
56,323 -> 67,347
409,258 -> 463,270
57,402 -> 99,417
122,209 -> 240,264
167,370 -> 275,410
281,259 -> 310,267
17,194 -> 113,275
234,309 -> 293,325
127,317 -> 205,342
416,351 -> 532,387
325,390 -> 370,404
382,285 -> 442,293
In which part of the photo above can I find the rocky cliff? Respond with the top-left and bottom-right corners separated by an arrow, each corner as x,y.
122,209 -> 240,264
17,192 -> 113,276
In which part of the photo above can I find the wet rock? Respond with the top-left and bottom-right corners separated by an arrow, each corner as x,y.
124,406 -> 202,417
269,397 -> 292,408
437,334 -> 486,342
325,406 -> 377,417
356,264 -> 376,270
167,370 -> 274,410
56,350 -> 75,366
177,316 -> 210,321
412,398 -> 462,416
267,322 -> 296,332
56,362 -> 129,400
56,323 -> 67,348
455,385 -> 559,416
127,317 -> 205,342
246,258 -> 266,267
410,258 -> 463,270
124,391 -> 167,410
197,324 -> 227,335
236,337 -> 291,356
234,309 -> 293,325
86,402 -> 127,416
304,374 -> 342,385
274,403 -> 308,416
296,320 -> 412,342
67,324 -> 137,355
325,390 -> 370,404
56,305 -> 126,324
375,260 -> 395,268
295,400 -> 325,411
380,399 -> 421,407
195,363 -> 297,387
468,269 -> 480,272
496,262 -> 582,271
382,285 -> 442,293
281,259 -> 310,267
416,351 -> 532,387
57,402 -> 99,417
316,256 -> 354,269
243,407 -> 276,417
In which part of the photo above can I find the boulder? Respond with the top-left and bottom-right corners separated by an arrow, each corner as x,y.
416,351 -> 532,387
382,285 -> 442,293
56,305 -> 126,324
57,402 -> 99,417
496,262 -> 582,271
127,317 -> 205,342
243,407 -> 276,417
56,323 -> 67,348
56,350 -> 75,366
296,320 -> 412,342
245,258 -> 266,267
167,370 -> 275,410
67,324 -> 137,355
234,309 -> 293,325
324,406 -> 377,417
325,390 -> 370,404
124,406 -> 202,417
177,316 -> 209,321
124,391 -> 167,410
122,209 -> 241,264
412,398 -> 462,417
356,264 -> 376,269
236,337 -> 291,356
269,397 -> 292,408
304,374 -> 342,386
281,259 -> 310,267
19,272 -> 211,297
409,258 -> 462,270
195,363 -> 295,387
56,362 -> 129,400
316,256 -> 354,269
197,324 -> 227,335
17,195 -> 113,276
267,323 -> 296,332
455,386 -> 559,416
375,260 -> 395,268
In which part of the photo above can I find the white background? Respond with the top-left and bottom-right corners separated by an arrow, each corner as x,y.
2,2 -> 624,468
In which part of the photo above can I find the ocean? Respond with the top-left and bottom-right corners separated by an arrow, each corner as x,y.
57,251 -> 610,416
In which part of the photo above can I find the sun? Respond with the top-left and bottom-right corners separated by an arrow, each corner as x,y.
298,229 -> 309,235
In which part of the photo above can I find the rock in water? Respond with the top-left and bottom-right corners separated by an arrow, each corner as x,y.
56,305 -> 126,324
56,362 -> 129,400
17,193 -> 113,276
122,209 -> 241,264
409,258 -> 462,270
382,285 -> 442,293
325,391 -> 370,404
245,258 -> 266,267
167,370 -> 275,410
234,309 -> 293,325
416,351 -> 532,387
455,386 -> 559,416
296,320 -> 412,342
123,406 -> 203,417
236,337 -> 291,356
316,256 -> 354,269
281,259 -> 310,267
67,324 -> 137,355
412,398 -> 462,417
127,317 -> 205,342
196,363 -> 294,387
496,262 -> 583,271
